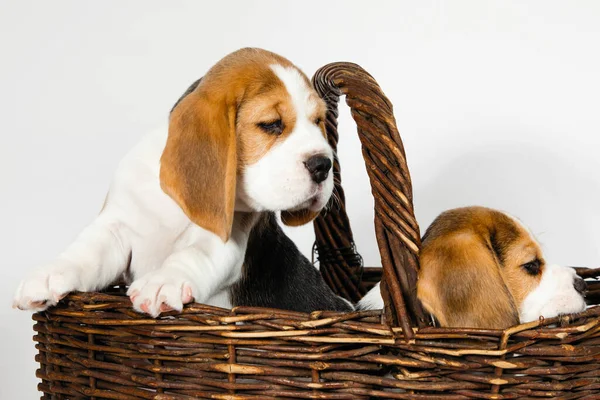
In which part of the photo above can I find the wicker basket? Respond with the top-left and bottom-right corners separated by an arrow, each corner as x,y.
33,63 -> 600,399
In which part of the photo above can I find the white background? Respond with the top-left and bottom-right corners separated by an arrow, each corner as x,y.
1,1 -> 599,397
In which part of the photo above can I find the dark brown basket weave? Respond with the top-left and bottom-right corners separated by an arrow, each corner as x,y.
33,63 -> 600,399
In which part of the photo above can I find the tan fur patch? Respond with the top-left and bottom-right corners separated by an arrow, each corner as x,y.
236,70 -> 326,167
280,209 -> 319,226
499,231 -> 544,307
237,91 -> 296,167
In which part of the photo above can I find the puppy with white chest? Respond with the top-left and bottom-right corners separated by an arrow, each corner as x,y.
14,48 -> 351,316
359,206 -> 587,328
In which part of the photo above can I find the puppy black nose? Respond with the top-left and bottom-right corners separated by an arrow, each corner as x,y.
574,276 -> 587,295
304,155 -> 332,183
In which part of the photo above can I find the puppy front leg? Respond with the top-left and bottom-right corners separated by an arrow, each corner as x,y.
128,225 -> 247,317
13,213 -> 131,311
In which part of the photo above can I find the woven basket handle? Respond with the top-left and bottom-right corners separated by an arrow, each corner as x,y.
312,63 -> 429,338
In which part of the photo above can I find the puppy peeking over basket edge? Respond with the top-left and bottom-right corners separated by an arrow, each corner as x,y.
13,47 -> 352,316
359,206 -> 588,329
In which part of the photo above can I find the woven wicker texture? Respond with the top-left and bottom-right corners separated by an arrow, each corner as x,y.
312,62 -> 429,335
32,62 -> 600,399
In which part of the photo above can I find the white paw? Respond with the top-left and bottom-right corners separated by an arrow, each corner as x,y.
127,270 -> 195,317
13,264 -> 80,311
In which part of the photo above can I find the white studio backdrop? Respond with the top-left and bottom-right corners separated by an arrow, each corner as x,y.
1,1 -> 599,397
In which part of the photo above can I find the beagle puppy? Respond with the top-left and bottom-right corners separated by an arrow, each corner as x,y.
358,206 -> 587,329
14,48 -> 350,316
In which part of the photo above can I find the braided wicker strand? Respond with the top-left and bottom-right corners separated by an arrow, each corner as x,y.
312,62 -> 429,337
311,72 -> 364,304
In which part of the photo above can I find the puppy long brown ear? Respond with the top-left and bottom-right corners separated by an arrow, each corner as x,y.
160,86 -> 237,242
418,234 -> 519,329
280,209 -> 319,227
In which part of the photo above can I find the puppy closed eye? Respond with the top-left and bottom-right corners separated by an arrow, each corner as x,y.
314,117 -> 323,125
257,119 -> 284,135
522,259 -> 542,275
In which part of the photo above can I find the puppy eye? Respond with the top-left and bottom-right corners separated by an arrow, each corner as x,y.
314,117 -> 323,125
257,119 -> 283,135
522,259 -> 542,275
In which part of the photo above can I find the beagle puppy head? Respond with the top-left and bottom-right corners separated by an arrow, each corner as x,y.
417,206 -> 586,329
161,48 -> 333,241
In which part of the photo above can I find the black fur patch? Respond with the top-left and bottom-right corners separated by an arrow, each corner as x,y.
230,213 -> 352,312
170,78 -> 202,113
488,218 -> 519,266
